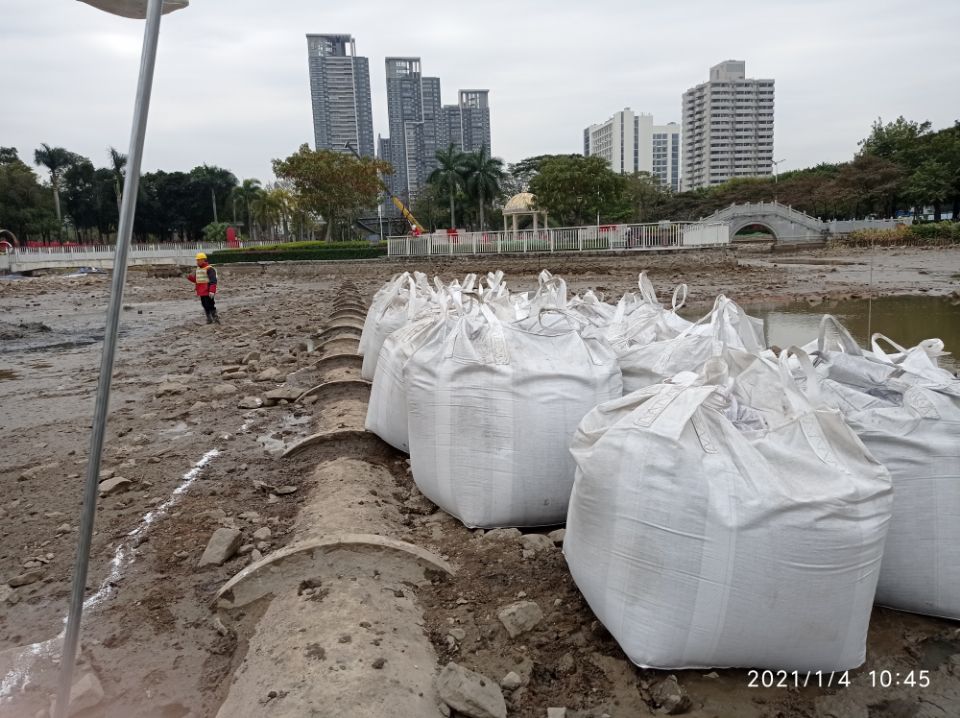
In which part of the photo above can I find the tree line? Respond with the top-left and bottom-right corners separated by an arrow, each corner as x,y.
2,115 -> 955,244
0,146 -> 320,245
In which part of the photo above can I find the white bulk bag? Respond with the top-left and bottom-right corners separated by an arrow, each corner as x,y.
564,352 -> 892,671
809,318 -> 960,619
359,273 -> 409,357
617,295 -> 764,393
360,275 -> 432,381
406,305 -> 622,528
366,312 -> 452,453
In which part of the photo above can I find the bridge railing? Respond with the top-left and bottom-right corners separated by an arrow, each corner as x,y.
387,222 -> 729,257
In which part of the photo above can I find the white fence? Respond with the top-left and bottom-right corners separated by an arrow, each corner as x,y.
386,222 -> 729,257
5,239 -> 276,257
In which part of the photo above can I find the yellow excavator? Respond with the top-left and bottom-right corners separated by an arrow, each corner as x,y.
345,142 -> 426,235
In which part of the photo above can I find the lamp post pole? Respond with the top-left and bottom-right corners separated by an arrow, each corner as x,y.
771,157 -> 785,203
55,1 -> 182,715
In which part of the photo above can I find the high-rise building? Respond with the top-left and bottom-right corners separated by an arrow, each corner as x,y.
458,90 -> 492,154
384,57 -> 425,201
681,60 -> 775,191
436,90 -> 492,156
421,76 -> 443,176
306,34 -> 374,157
439,105 -> 463,152
383,57 -> 493,202
583,109 -> 681,191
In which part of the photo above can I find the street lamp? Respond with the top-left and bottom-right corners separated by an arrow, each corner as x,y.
771,157 -> 786,202
56,3 -> 188,718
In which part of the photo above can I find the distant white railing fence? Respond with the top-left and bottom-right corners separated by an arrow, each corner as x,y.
8,239 -> 277,257
386,222 -> 729,257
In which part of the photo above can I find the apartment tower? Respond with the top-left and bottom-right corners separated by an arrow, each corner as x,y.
583,109 -> 681,191
681,60 -> 774,191
306,34 -> 375,157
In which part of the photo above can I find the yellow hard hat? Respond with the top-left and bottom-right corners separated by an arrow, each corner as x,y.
195,252 -> 207,260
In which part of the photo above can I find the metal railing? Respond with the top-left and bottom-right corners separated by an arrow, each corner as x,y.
386,222 -> 729,257
8,239 -> 277,256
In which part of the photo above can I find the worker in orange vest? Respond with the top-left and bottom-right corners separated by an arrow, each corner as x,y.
187,252 -> 220,324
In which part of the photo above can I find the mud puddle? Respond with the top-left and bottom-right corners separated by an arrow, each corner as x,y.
748,295 -> 960,372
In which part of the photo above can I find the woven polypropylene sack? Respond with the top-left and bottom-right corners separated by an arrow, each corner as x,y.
617,295 -> 764,393
809,328 -> 960,619
564,368 -> 892,671
406,307 -> 622,528
365,314 -> 450,452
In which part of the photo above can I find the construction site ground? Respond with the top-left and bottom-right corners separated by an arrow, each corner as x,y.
1,245 -> 959,718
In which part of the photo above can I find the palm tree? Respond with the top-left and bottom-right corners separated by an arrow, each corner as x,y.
461,145 -> 504,231
232,178 -> 262,240
428,144 -> 467,229
108,146 -> 127,216
33,143 -> 72,231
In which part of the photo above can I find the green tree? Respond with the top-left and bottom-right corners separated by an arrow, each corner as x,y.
427,144 -> 467,229
0,151 -> 58,241
623,172 -> 668,223
460,145 -> 504,231
906,160 -> 953,221
859,116 -> 932,169
231,178 -> 263,239
0,147 -> 21,165
108,146 -> 127,214
272,144 -> 391,241
33,143 -> 72,231
529,155 -> 627,226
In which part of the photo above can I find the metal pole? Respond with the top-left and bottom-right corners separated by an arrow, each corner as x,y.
211,186 -> 218,224
54,1 -> 164,714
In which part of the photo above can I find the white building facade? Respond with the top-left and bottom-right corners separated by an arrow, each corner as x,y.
681,60 -> 775,191
583,109 -> 681,191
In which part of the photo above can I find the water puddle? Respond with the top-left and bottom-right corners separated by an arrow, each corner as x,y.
746,296 -> 960,373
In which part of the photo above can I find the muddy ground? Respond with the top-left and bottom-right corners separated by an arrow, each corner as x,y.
1,245 -> 959,718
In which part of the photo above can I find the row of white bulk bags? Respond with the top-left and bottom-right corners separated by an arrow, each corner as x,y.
360,273 -> 436,380
406,304 -> 623,528
809,317 -> 960,619
617,294 -> 764,392
564,348 -> 892,671
359,273 -> 408,357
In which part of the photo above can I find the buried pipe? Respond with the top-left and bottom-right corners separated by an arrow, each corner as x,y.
316,336 -> 360,358
296,378 -> 370,405
214,288 -> 454,715
314,323 -> 363,344
311,353 -> 363,382
328,309 -> 367,322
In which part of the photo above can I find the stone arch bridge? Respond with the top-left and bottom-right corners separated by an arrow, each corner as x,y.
701,201 -> 904,243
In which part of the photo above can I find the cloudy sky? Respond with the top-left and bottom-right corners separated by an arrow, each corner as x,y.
2,0 -> 957,182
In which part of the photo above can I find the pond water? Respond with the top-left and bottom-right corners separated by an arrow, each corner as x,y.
746,296 -> 960,374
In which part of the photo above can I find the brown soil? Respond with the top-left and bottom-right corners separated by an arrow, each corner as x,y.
0,245 -> 958,717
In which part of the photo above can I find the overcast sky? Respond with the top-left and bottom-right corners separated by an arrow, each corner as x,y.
2,0 -> 957,183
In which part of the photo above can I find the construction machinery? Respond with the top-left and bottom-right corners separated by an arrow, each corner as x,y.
345,142 -> 426,235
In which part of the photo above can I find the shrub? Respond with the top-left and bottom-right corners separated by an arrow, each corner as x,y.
203,222 -> 230,243
209,245 -> 386,263
836,222 -> 960,247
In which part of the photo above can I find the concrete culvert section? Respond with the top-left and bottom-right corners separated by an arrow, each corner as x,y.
214,281 -> 456,716
328,309 -> 368,323
303,380 -> 372,431
314,323 -> 363,344
311,353 -> 364,382
281,428 -> 389,460
317,336 -> 360,357
331,299 -> 368,311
